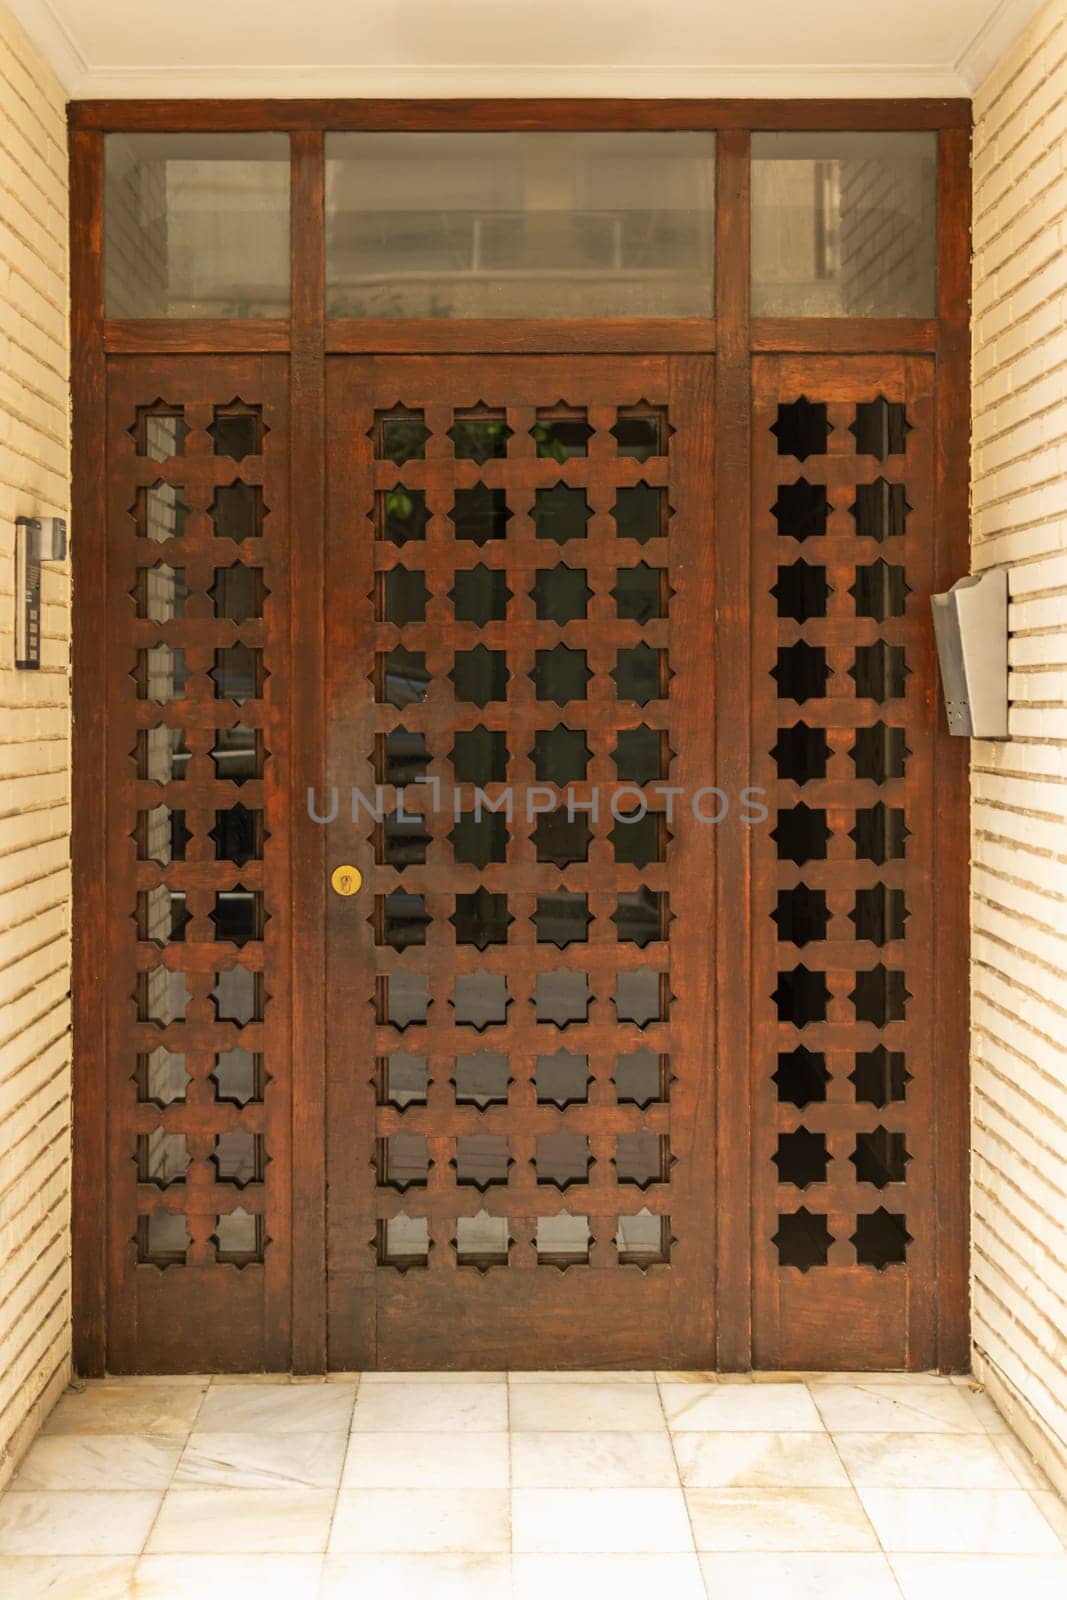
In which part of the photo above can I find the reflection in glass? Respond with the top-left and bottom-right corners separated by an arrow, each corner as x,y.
380,889 -> 431,950
452,972 -> 509,1031
211,481 -> 263,543
105,133 -> 290,317
139,726 -> 190,784
326,131 -> 715,318
211,725 -> 263,784
212,643 -> 262,703
612,483 -> 669,544
531,725 -> 591,784
615,1047 -> 667,1107
142,563 -> 192,653
451,726 -> 508,785
531,565 -> 591,623
454,1051 -> 509,1107
213,1047 -> 264,1104
534,890 -> 591,949
451,565 -> 511,624
210,405 -> 263,459
382,566 -> 429,625
211,966 -> 260,1026
450,484 -> 511,544
137,1046 -> 189,1106
379,1052 -> 429,1109
535,1050 -> 591,1108
378,485 -> 429,544
135,481 -> 188,543
212,563 -> 264,622
533,483 -> 591,544
751,131 -> 936,317
613,726 -> 668,784
536,1210 -> 590,1264
613,564 -> 667,622
456,1211 -> 510,1267
452,889 -> 512,949
137,645 -> 187,703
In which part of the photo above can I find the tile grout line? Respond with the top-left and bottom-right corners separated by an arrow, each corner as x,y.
653,1372 -> 707,1593
319,1371 -> 360,1584
133,1377 -> 210,1561
808,1379 -> 909,1600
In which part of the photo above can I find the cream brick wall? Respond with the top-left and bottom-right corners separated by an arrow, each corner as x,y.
0,1 -> 70,1488
971,0 -> 1067,1498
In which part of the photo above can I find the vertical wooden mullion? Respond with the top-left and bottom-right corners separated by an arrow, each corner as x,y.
70,126 -> 108,1376
713,127 -> 753,1370
932,123 -> 972,1373
289,130 -> 327,1371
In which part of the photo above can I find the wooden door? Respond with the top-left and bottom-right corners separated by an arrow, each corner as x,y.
749,356 -> 944,1369
323,354 -> 719,1368
100,356 -> 293,1371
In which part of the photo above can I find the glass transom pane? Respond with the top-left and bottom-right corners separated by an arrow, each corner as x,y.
751,132 -> 936,318
326,132 -> 715,318
105,133 -> 291,317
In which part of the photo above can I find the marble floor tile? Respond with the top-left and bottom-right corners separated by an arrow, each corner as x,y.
511,1487 -> 694,1554
1033,1488 -> 1067,1546
321,1553 -> 513,1598
133,1553 -> 324,1598
661,1381 -> 823,1433
509,1370 -> 656,1383
510,1429 -> 679,1489
811,1383 -> 982,1434
513,1553 -> 707,1599
350,1381 -> 509,1434
192,1383 -> 355,1435
42,1385 -> 206,1438
857,1485 -> 1064,1554
0,1557 -> 137,1599
0,1490 -> 161,1557
805,1371 -> 955,1385
834,1430 -> 1021,1489
961,1388 -> 1011,1433
174,1430 -> 347,1490
509,1382 -> 665,1433
145,1488 -> 335,1554
329,1488 -> 510,1554
686,1486 -> 879,1552
992,1433 -> 1051,1490
700,1551 -> 903,1598
360,1370 -> 507,1383
11,1433 -> 182,1492
891,1552 -> 1067,1599
673,1430 -> 849,1488
342,1431 -> 510,1489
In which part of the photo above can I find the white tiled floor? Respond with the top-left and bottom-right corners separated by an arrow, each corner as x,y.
1,1372 -> 1064,1598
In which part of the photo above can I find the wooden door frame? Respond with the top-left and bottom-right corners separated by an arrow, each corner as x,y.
70,97 -> 971,1376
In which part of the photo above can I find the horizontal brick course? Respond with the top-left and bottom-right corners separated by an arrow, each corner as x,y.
0,0 -> 69,1492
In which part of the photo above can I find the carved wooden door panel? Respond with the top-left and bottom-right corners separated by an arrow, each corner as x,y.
750,355 -> 941,1369
324,355 -> 717,1368
102,357 -> 292,1371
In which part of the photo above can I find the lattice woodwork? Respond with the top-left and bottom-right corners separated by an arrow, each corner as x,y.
751,355 -> 938,1369
103,359 -> 291,1371
325,355 -> 716,1369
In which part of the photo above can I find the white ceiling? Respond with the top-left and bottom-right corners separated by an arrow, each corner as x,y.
9,0 -> 1044,99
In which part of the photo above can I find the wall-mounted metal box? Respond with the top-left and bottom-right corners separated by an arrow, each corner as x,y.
930,568 -> 1009,739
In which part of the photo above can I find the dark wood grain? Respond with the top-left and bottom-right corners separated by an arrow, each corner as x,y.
327,320 -> 717,355
713,129 -> 754,1372
289,131 -> 329,1372
105,320 -> 289,353
70,99 -> 972,133
932,125 -> 973,1374
752,319 -> 937,354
